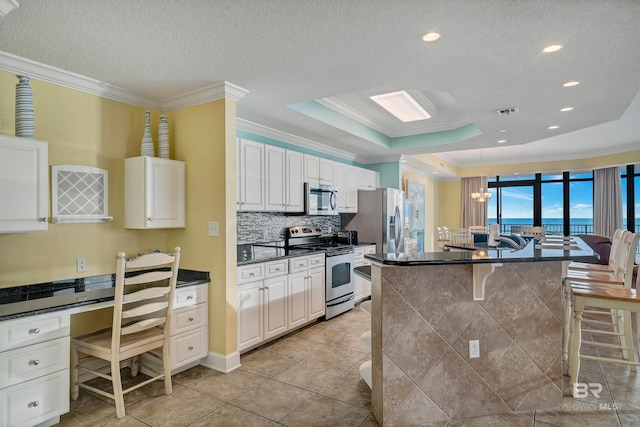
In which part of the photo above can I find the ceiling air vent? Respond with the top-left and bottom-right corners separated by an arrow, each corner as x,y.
496,107 -> 519,116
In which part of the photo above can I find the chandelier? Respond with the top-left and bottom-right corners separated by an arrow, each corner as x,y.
471,188 -> 491,202
471,148 -> 491,202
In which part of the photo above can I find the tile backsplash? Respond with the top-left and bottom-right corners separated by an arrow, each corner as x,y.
237,212 -> 342,244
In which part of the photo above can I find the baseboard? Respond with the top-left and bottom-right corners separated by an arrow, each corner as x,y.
200,350 -> 241,373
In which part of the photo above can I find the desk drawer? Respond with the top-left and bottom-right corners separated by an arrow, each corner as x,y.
169,327 -> 208,369
171,304 -> 207,335
174,284 -> 207,309
0,369 -> 69,427
0,337 -> 69,389
0,312 -> 70,352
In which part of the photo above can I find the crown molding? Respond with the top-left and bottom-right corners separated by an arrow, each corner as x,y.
0,50 -> 248,111
162,81 -> 249,111
0,0 -> 18,18
236,117 -> 359,162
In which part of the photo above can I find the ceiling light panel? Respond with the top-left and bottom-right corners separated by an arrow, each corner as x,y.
422,32 -> 440,42
543,44 -> 562,53
563,81 -> 580,87
370,90 -> 432,122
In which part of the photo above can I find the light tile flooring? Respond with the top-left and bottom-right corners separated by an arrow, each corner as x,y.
59,303 -> 640,426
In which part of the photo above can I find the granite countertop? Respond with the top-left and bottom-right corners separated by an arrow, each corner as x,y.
365,236 -> 599,266
0,269 -> 210,321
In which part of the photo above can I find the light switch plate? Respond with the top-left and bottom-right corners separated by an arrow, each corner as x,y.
208,221 -> 219,237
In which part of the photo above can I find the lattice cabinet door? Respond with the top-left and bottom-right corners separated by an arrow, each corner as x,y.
51,165 -> 112,223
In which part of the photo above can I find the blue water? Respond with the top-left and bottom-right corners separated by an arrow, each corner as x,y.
489,218 -> 593,225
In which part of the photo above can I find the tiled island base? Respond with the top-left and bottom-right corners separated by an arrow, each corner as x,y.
371,261 -> 564,425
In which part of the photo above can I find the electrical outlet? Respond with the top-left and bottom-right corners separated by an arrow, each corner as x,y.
208,221 -> 219,237
77,257 -> 87,273
469,339 -> 480,359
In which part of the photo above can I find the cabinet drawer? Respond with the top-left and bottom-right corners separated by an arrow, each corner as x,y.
309,254 -> 325,267
174,283 -> 207,309
169,327 -> 208,369
265,259 -> 288,277
171,304 -> 207,335
289,256 -> 309,272
0,312 -> 70,352
238,264 -> 265,284
0,336 -> 69,389
365,245 -> 376,254
0,369 -> 70,427
354,247 -> 365,258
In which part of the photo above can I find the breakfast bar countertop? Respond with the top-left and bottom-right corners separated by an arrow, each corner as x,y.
365,236 -> 599,266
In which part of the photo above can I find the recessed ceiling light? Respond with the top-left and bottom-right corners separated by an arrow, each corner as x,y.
543,44 -> 562,53
370,90 -> 431,122
433,171 -> 438,174
514,172 -> 520,175
563,81 -> 580,87
548,125 -> 560,130
498,129 -> 507,133
560,107 -> 574,112
497,139 -> 507,143
422,32 -> 440,42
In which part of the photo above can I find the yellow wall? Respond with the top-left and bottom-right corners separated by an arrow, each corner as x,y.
0,70 -> 236,358
401,171 -> 438,251
0,71 -> 167,287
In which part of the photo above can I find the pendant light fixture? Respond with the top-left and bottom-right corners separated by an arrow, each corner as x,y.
471,149 -> 491,202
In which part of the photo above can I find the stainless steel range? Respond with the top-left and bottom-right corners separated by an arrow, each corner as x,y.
286,226 -> 355,319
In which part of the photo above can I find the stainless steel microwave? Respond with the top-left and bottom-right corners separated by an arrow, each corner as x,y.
305,182 -> 338,215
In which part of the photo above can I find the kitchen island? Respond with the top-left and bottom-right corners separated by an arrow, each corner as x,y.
365,237 -> 597,425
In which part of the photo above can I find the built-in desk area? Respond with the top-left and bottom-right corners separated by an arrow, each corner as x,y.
364,237 -> 597,425
0,270 -> 209,427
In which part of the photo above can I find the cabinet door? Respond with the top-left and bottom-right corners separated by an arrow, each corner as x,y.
303,154 -> 320,184
357,167 -> 378,191
237,281 -> 263,351
263,276 -> 288,340
333,163 -> 348,211
345,166 -> 359,212
307,267 -> 325,319
285,150 -> 304,212
354,273 -> 365,302
146,157 -> 186,228
238,139 -> 265,211
0,135 -> 48,233
319,158 -> 334,185
264,145 -> 286,211
287,271 -> 308,329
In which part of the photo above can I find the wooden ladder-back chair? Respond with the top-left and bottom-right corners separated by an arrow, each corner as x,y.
70,247 -> 181,418
567,229 -> 627,274
562,232 -> 640,361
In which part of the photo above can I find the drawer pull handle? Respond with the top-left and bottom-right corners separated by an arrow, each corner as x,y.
29,328 -> 40,335
188,346 -> 194,351
28,401 -> 40,408
298,263 -> 304,267
275,268 -> 280,271
188,317 -> 194,322
30,359 -> 40,366
249,272 -> 255,276
187,295 -> 194,300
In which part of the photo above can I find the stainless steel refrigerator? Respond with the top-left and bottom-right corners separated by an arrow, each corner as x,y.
343,188 -> 404,253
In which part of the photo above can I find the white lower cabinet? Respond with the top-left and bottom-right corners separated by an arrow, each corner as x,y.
144,283 -> 209,373
354,245 -> 375,303
0,311 -> 70,427
238,254 -> 325,352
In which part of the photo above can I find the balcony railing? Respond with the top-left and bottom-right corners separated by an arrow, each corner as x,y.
495,223 -> 594,236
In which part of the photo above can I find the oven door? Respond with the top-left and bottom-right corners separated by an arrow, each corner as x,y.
325,252 -> 354,302
305,183 -> 338,215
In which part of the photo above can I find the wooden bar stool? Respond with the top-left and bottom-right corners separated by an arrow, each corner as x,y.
569,282 -> 640,398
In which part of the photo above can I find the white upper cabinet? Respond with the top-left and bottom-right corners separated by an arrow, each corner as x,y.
333,162 -> 348,212
237,138 -> 265,211
333,163 -> 359,213
124,156 -> 186,229
357,167 -> 378,191
0,135 -> 49,233
265,146 -> 304,213
303,154 -> 333,186
285,150 -> 304,212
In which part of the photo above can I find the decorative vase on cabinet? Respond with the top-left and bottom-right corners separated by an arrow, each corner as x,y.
158,115 -> 170,159
140,111 -> 154,156
124,156 -> 186,229
15,75 -> 35,138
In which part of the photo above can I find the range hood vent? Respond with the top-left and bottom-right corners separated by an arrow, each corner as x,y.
496,107 -> 519,116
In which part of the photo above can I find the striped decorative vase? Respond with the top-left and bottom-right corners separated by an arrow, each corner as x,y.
140,111 -> 154,156
158,115 -> 170,158
15,75 -> 35,138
